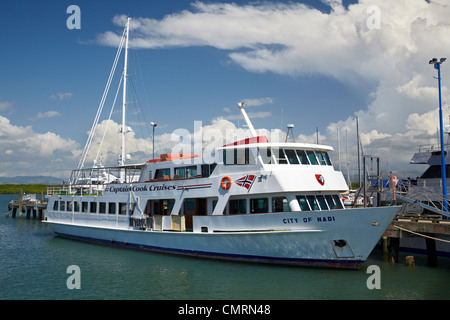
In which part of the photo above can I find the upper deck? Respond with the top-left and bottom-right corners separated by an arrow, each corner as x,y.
138,135 -> 337,183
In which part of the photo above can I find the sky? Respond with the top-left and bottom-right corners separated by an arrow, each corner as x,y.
0,0 -> 449,180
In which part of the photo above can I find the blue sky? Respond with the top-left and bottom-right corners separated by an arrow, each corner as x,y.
0,0 -> 449,178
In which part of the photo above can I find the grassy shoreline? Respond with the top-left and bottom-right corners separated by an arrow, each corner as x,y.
0,184 -> 48,194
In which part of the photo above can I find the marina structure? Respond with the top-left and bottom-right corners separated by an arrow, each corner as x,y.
42,18 -> 400,269
7,191 -> 46,220
380,144 -> 450,264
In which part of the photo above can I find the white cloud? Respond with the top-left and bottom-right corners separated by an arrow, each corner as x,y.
0,101 -> 13,111
0,115 -> 81,177
83,119 -> 154,165
37,111 -> 62,119
242,97 -> 274,107
50,92 -> 73,101
222,111 -> 272,121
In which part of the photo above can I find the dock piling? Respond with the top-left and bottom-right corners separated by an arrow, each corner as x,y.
18,189 -> 23,219
425,238 -> 438,267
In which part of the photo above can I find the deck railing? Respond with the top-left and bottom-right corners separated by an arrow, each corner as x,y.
47,184 -> 105,197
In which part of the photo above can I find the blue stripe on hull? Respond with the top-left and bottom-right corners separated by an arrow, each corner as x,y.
54,232 -> 363,270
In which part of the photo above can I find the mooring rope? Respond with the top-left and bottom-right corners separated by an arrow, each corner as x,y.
391,224 -> 450,243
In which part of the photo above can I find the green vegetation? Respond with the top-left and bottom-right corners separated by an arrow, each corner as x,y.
0,184 -> 48,194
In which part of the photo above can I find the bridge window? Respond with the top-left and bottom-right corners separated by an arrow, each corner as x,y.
316,152 -> 326,165
322,152 -> 332,166
284,149 -> 299,164
296,196 -> 311,211
306,195 -> 320,210
223,148 -> 257,165
316,195 -> 329,210
277,149 -> 288,164
331,195 -> 344,209
316,151 -> 332,166
306,150 -> 318,165
296,150 -> 309,164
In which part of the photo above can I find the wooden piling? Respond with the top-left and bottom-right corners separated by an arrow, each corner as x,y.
425,238 -> 438,267
382,236 -> 389,261
389,237 -> 400,263
405,256 -> 415,267
18,189 -> 23,219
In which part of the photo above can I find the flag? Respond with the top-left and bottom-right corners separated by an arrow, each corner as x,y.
235,175 -> 256,191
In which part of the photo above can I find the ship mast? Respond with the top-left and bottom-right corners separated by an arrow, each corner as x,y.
120,17 -> 131,166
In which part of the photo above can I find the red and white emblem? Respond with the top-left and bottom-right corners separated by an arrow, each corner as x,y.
236,174 -> 256,191
315,174 -> 325,186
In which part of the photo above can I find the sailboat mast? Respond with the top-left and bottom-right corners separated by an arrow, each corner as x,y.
120,17 -> 131,166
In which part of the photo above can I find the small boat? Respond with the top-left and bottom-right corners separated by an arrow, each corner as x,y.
43,18 -> 400,269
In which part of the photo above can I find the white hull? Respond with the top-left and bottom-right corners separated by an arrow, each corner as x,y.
44,206 -> 399,269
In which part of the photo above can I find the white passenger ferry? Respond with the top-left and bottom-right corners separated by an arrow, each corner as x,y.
43,19 -> 400,269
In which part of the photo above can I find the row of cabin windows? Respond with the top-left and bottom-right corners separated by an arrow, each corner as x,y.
224,194 -> 343,214
153,164 -> 217,180
53,194 -> 343,216
223,148 -> 332,166
52,200 -> 134,215
279,149 -> 331,166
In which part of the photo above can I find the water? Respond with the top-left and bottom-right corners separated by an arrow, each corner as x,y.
1,194 -> 449,300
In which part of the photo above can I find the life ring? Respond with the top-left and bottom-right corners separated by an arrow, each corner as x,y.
221,176 -> 232,190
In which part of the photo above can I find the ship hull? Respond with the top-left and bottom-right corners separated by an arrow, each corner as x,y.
44,206 -> 399,269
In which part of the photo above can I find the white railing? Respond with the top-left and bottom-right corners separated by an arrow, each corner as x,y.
47,184 -> 105,197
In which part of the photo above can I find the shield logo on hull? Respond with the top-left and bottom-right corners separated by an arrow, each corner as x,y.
315,174 -> 325,186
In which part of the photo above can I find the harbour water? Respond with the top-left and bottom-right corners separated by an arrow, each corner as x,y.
0,194 -> 449,300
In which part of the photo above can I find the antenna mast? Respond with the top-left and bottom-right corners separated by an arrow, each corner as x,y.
238,102 -> 257,137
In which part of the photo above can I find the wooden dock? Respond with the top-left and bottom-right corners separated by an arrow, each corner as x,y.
6,190 -> 47,219
383,216 -> 450,266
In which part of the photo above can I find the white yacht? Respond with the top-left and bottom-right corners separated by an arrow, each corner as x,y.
43,19 -> 400,269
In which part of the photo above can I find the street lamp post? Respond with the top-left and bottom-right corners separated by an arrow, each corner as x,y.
429,57 -> 448,213
150,122 -> 157,160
